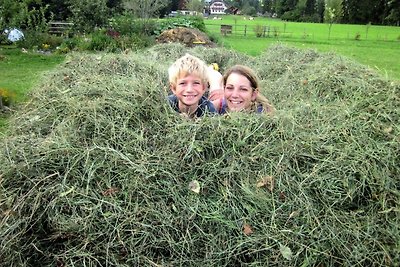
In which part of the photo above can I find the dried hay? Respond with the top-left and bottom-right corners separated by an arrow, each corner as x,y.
156,27 -> 216,48
0,43 -> 399,266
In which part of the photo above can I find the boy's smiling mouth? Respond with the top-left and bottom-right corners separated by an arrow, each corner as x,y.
183,94 -> 197,99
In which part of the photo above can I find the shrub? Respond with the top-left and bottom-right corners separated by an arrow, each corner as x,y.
16,31 -> 64,50
87,29 -> 119,52
69,0 -> 110,33
154,16 -> 207,35
207,31 -> 222,45
109,14 -> 139,35
272,26 -> 280,37
15,30 -> 44,49
0,34 -> 12,45
55,37 -> 79,53
281,10 -> 301,21
253,24 -> 264,37
125,33 -> 155,50
300,14 -> 321,23
0,88 -> 15,109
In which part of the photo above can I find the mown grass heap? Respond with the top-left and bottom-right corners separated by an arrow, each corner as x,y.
0,43 -> 399,266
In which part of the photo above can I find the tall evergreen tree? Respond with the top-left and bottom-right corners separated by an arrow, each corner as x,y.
276,0 -> 298,16
305,0 -> 316,15
386,0 -> 400,25
343,0 -> 386,24
315,0 -> 325,22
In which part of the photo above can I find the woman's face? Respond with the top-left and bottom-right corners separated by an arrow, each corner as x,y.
224,72 -> 258,112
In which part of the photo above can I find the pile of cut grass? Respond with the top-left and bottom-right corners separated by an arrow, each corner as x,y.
0,43 -> 399,266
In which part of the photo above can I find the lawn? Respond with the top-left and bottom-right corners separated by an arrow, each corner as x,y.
0,45 -> 65,130
205,15 -> 400,80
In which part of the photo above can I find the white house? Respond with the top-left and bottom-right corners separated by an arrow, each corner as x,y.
209,1 -> 227,15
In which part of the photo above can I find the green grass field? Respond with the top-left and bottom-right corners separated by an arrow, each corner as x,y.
205,15 -> 400,80
0,46 -> 65,130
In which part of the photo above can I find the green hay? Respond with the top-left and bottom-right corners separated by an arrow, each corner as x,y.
0,44 -> 399,266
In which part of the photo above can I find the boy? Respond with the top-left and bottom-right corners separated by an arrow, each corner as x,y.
168,54 -> 217,118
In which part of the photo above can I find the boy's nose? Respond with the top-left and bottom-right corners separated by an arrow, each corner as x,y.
186,83 -> 195,91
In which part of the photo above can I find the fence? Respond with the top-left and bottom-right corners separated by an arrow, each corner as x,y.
207,23 -> 294,39
48,21 -> 74,35
205,22 -> 400,41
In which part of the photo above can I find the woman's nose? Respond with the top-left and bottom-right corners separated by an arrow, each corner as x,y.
231,88 -> 240,97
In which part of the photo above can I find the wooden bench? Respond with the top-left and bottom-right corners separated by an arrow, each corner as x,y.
48,21 -> 74,35
220,25 -> 232,35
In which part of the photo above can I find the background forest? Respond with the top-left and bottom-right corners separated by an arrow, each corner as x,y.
1,0 -> 399,35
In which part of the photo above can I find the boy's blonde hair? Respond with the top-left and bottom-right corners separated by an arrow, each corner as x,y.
168,54 -> 209,88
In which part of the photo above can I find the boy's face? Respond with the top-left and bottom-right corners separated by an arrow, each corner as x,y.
171,73 -> 206,109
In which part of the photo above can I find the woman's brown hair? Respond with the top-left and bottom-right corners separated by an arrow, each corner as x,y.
223,65 -> 274,113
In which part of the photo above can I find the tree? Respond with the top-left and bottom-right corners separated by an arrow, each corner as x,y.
276,0 -> 299,16
68,0 -> 110,32
0,0 -> 51,31
42,0 -> 72,21
186,0 -> 204,12
324,0 -> 343,23
324,0 -> 343,39
123,0 -> 170,34
123,0 -> 170,19
242,2 -> 257,15
261,0 -> 274,14
315,0 -> 325,22
159,0 -> 180,17
342,0 -> 388,24
178,0 -> 187,9
385,0 -> 400,25
107,0 -> 125,14
304,0 -> 316,15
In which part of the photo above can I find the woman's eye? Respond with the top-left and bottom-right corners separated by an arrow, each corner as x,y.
225,86 -> 234,90
240,87 -> 249,92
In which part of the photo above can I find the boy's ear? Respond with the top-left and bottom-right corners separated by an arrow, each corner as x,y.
170,83 -> 176,93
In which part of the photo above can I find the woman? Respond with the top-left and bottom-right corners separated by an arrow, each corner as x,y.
208,65 -> 274,114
